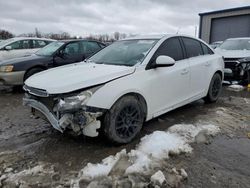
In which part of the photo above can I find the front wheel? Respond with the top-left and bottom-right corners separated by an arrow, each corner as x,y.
204,73 -> 222,103
103,96 -> 145,144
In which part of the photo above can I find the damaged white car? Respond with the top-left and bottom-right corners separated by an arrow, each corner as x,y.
23,34 -> 224,144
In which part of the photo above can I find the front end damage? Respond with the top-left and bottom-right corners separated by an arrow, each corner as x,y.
224,58 -> 250,84
23,86 -> 105,137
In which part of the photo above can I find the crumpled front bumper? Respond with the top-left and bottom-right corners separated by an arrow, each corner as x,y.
23,95 -> 104,137
23,97 -> 64,132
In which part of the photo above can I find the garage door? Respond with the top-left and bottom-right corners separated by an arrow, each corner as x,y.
210,14 -> 250,43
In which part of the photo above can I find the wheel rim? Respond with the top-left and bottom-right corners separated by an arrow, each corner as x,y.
115,105 -> 141,139
212,77 -> 221,98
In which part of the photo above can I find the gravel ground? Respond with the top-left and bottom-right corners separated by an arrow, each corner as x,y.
0,86 -> 249,187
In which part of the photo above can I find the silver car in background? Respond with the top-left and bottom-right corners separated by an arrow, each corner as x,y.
0,37 -> 55,61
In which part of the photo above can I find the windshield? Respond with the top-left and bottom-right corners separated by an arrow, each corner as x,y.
219,39 -> 250,50
35,41 -> 65,56
0,38 -> 15,47
89,39 -> 158,66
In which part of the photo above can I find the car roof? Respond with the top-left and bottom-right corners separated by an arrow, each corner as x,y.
10,37 -> 55,41
60,39 -> 105,44
0,37 -> 56,48
227,37 -> 250,40
123,34 -> 168,40
121,34 -> 200,41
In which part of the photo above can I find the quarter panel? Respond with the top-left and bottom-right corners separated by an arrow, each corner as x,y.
204,54 -> 224,94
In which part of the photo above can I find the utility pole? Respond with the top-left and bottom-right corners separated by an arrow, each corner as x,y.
194,26 -> 197,38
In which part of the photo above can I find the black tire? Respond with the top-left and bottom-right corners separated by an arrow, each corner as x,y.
24,68 -> 44,81
103,96 -> 145,144
204,73 -> 222,103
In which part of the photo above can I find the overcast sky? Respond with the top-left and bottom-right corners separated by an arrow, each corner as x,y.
0,0 -> 249,37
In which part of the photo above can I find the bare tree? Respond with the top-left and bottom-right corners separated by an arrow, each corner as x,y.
35,28 -> 42,38
0,29 -> 14,39
114,32 -> 120,40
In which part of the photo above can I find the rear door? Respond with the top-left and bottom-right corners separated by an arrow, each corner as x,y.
181,37 -> 210,97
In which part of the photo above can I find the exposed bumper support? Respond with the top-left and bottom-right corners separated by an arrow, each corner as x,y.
23,97 -> 64,132
23,96 -> 103,137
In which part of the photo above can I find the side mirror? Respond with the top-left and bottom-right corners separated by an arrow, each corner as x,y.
155,55 -> 175,67
5,46 -> 12,51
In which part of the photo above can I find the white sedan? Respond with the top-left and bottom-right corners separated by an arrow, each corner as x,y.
0,37 -> 55,61
23,34 -> 224,144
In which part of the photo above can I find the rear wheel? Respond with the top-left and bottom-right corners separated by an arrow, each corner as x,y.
24,68 -> 44,81
204,73 -> 222,103
103,96 -> 145,144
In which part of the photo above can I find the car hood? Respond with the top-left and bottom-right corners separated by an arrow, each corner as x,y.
25,63 -> 136,94
215,48 -> 250,59
0,54 -> 49,66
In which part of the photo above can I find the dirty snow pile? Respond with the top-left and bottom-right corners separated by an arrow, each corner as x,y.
0,163 -> 57,187
71,124 -> 220,187
228,84 -> 245,91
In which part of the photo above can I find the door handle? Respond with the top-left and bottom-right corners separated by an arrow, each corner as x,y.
181,69 -> 189,75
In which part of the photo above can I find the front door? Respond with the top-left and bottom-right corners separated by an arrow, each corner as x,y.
146,37 -> 190,117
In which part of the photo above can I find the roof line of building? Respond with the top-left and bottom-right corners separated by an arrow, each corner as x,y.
199,6 -> 250,16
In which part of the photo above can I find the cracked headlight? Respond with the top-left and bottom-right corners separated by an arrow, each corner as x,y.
56,85 -> 102,111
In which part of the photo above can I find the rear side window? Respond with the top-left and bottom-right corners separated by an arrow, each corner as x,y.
201,43 -> 214,55
85,41 -> 101,53
33,40 -> 47,48
153,37 -> 184,61
182,37 -> 203,58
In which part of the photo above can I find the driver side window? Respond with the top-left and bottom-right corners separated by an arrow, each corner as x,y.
153,37 -> 184,61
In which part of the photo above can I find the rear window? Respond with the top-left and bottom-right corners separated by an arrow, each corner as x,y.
81,41 -> 101,53
33,40 -> 47,48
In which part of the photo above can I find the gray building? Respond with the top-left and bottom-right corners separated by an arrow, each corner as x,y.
199,6 -> 250,44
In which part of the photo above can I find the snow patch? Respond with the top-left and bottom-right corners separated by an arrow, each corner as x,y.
137,131 -> 192,158
125,131 -> 192,174
78,149 -> 126,180
2,164 -> 55,185
228,84 -> 245,91
222,81 -> 231,85
150,170 -> 166,185
168,124 -> 219,142
73,124 -> 220,184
